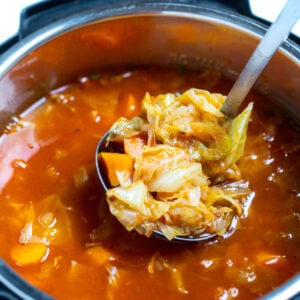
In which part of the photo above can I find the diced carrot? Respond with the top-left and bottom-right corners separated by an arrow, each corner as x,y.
100,152 -> 134,186
10,243 -> 48,266
124,136 -> 146,158
84,246 -> 115,266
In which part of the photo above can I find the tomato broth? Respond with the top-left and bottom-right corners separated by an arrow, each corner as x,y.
0,67 -> 299,299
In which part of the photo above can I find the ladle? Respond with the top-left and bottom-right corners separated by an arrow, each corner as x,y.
222,0 -> 299,117
95,0 -> 300,243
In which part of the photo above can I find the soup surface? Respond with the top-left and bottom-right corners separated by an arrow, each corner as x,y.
0,67 -> 299,299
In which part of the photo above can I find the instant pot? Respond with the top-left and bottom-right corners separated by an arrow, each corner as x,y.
0,0 -> 299,299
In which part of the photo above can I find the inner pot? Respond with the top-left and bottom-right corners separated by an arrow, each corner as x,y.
0,1 -> 299,299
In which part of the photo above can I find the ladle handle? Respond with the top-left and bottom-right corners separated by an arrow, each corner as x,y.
222,0 -> 300,117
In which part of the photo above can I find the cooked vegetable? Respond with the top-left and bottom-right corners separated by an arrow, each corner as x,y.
225,102 -> 253,166
103,89 -> 253,239
124,136 -> 146,158
101,152 -> 134,187
107,116 -> 145,142
106,181 -> 170,237
10,243 -> 48,266
148,252 -> 187,294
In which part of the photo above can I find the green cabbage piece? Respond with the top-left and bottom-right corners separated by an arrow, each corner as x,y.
225,102 -> 253,166
107,116 -> 145,142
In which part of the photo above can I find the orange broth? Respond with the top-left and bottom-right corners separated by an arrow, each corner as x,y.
0,67 -> 299,299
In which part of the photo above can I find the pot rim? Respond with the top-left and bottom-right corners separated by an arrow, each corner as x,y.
0,1 -> 299,78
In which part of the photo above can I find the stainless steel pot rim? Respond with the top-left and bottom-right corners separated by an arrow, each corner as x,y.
0,0 -> 299,78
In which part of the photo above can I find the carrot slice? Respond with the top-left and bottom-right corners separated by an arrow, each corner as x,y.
10,243 -> 48,266
100,152 -> 134,186
124,136 -> 145,158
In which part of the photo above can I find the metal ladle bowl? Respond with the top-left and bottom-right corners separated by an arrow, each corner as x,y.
95,132 -> 236,243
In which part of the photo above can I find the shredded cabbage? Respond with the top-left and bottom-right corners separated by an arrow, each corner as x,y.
103,89 -> 253,240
